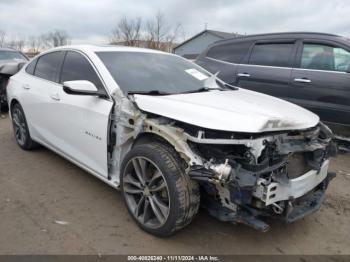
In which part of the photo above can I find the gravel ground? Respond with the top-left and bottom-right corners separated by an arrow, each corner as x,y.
0,115 -> 350,255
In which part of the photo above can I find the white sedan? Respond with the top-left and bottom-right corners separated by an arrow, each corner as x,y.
7,45 -> 336,236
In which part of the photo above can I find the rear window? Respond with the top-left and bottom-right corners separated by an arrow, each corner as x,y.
249,43 -> 294,67
301,44 -> 350,72
25,59 -> 37,75
206,41 -> 251,63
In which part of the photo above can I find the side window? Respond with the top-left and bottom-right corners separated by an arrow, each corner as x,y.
206,41 -> 252,63
25,59 -> 37,75
34,52 -> 64,82
60,51 -> 103,89
249,43 -> 294,67
301,43 -> 350,72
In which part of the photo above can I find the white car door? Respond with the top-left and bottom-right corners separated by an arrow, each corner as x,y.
47,51 -> 113,178
18,51 -> 66,145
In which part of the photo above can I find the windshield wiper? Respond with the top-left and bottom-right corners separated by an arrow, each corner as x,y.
127,90 -> 171,96
179,87 -> 226,94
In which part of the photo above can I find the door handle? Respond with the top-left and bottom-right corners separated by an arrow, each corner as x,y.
22,84 -> 30,90
50,93 -> 60,101
237,73 -> 251,78
294,78 -> 311,83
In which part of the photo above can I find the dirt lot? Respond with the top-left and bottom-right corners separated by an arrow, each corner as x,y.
0,114 -> 350,255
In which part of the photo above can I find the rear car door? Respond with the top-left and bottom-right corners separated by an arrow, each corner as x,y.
196,40 -> 252,84
19,51 -> 66,144
50,50 -> 113,178
235,40 -> 297,100
289,40 -> 350,129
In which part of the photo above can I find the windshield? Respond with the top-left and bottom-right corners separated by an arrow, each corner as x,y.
96,51 -> 215,94
0,51 -> 27,61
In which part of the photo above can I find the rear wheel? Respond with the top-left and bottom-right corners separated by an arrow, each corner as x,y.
121,142 -> 200,236
11,103 -> 38,150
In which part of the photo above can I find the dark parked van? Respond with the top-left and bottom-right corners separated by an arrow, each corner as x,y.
196,32 -> 350,138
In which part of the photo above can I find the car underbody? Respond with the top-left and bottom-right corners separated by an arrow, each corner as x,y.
106,95 -> 336,231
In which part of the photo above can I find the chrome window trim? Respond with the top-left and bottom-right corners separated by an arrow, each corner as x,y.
205,56 -> 348,74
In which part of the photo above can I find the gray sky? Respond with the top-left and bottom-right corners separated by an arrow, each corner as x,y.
0,0 -> 349,44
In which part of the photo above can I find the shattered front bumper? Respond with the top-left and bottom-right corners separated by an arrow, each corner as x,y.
235,170 -> 335,232
191,160 -> 336,232
187,123 -> 336,231
242,169 -> 334,232
284,172 -> 335,223
253,160 -> 331,206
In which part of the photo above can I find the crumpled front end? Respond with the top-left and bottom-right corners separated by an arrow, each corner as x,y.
109,94 -> 337,231
186,122 -> 336,231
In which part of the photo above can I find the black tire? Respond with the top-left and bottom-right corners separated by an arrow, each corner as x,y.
121,142 -> 200,237
11,103 -> 38,150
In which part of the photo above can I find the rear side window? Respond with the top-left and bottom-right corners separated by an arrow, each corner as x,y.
206,41 -> 251,63
249,43 -> 294,67
60,51 -> 103,89
25,59 -> 37,75
34,52 -> 64,82
301,44 -> 350,72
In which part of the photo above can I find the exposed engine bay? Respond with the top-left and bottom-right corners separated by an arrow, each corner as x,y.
107,95 -> 337,231
184,122 -> 336,231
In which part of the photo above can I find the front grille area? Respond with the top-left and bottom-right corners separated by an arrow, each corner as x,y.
287,152 -> 312,179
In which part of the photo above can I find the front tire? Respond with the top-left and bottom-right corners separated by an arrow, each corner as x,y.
121,142 -> 200,237
11,103 -> 38,150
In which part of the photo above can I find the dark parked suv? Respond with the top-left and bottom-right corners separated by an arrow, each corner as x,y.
196,32 -> 350,138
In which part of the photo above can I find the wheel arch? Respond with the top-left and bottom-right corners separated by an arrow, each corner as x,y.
131,128 -> 202,167
132,132 -> 174,149
9,98 -> 20,114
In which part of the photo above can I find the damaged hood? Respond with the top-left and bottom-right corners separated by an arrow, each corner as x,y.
133,88 -> 319,133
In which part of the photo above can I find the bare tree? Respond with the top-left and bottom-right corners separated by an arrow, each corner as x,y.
42,29 -> 70,48
7,35 -> 26,51
28,35 -> 43,53
145,11 -> 168,50
0,30 -> 6,48
164,23 -> 182,52
109,12 -> 183,52
110,16 -> 142,46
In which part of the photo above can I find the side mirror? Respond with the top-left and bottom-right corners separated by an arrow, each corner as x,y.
63,80 -> 106,98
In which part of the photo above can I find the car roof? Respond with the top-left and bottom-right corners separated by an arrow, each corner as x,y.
0,47 -> 21,52
214,32 -> 347,45
50,44 -> 168,55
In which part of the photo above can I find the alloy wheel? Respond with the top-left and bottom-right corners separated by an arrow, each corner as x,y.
12,107 -> 27,146
123,156 -> 170,229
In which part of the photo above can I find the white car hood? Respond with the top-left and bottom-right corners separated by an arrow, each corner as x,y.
133,89 -> 319,133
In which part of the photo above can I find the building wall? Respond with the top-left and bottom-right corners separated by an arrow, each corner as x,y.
174,32 -> 222,57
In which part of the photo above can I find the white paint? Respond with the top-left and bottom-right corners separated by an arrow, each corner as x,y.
134,88 -> 319,133
63,80 -> 98,92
